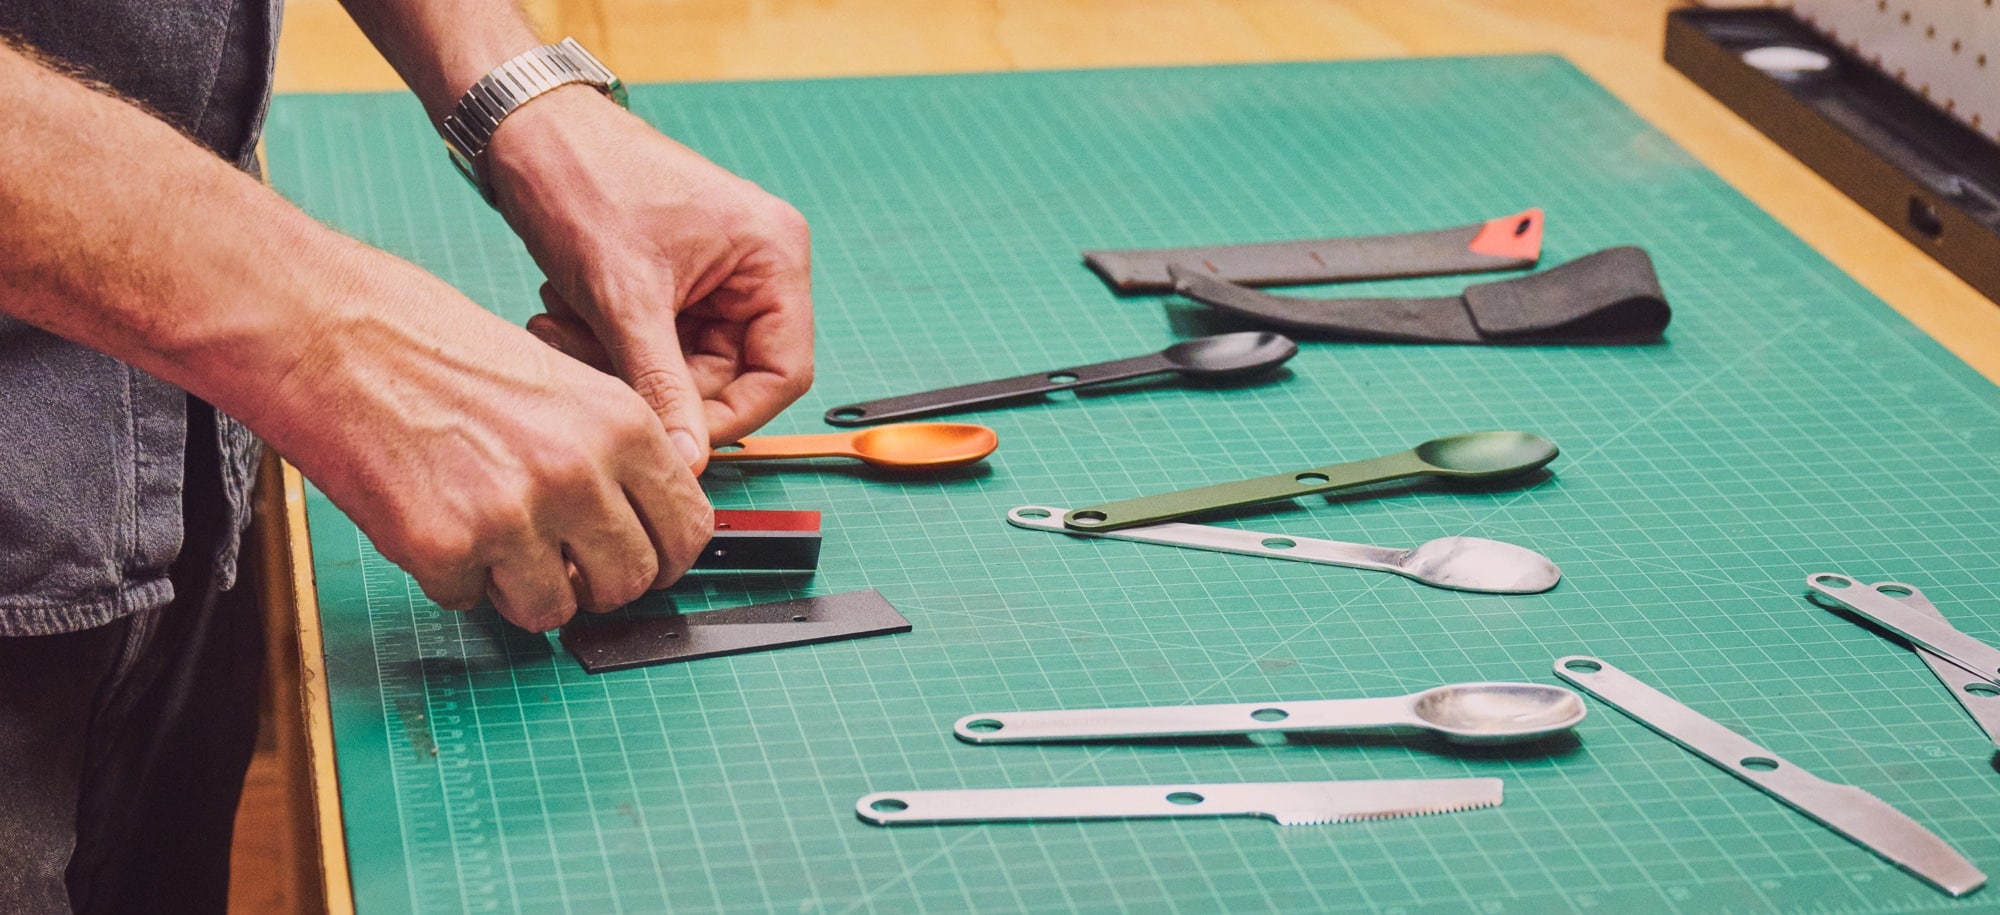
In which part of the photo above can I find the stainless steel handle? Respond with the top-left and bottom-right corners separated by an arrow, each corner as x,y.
1807,573 -> 2000,685
955,695 -> 1419,743
1009,505 -> 1406,569
1884,583 -> 2000,750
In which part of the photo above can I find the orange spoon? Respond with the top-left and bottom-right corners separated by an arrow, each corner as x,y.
712,422 -> 999,471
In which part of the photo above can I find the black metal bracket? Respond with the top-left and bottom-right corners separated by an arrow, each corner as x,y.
1664,7 -> 2000,304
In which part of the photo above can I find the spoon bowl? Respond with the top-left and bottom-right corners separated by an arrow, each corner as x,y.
1412,431 -> 1560,479
713,422 -> 998,472
1397,536 -> 1562,594
1159,331 -> 1300,380
848,423 -> 999,470
1410,682 -> 1587,745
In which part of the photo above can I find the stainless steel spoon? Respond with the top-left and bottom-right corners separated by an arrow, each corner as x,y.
1008,505 -> 1560,594
954,682 -> 1586,746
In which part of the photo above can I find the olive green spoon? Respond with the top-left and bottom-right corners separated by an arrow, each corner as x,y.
1062,431 -> 1559,532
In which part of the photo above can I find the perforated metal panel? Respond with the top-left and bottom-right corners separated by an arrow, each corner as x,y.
1791,0 -> 2000,139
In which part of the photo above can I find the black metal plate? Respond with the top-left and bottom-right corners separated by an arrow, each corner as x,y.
694,509 -> 823,571
558,589 -> 910,673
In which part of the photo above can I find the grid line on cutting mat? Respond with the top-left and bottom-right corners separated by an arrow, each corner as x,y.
264,56 -> 2000,913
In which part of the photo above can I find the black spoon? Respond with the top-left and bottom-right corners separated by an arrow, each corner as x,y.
823,331 -> 1297,426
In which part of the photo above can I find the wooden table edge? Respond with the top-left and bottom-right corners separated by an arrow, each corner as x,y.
275,458 -> 356,915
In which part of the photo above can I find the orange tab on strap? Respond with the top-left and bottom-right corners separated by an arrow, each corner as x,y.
1467,208 -> 1545,263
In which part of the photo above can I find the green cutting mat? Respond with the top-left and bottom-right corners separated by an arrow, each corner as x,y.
264,56 -> 2000,914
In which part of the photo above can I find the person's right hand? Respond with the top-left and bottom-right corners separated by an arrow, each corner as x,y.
252,256 -> 711,632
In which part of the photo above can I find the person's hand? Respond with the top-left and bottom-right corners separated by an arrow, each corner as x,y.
254,251 -> 714,632
482,86 -> 814,472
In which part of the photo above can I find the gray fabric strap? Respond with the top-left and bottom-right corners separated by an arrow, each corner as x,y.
1170,246 -> 1670,345
1083,210 -> 1542,293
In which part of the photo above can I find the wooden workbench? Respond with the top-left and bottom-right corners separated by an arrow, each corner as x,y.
254,2 -> 2000,912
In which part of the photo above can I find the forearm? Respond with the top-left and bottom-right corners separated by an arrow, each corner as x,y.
336,0 -> 543,122
0,43 -> 469,436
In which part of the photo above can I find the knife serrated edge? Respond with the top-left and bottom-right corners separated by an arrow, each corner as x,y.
1273,797 -> 1502,826
1267,777 -> 1503,825
1555,656 -> 1986,898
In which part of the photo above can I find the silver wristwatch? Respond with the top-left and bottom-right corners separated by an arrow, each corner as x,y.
439,37 -> 628,204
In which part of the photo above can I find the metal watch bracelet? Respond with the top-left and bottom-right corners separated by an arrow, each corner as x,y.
438,37 -> 628,204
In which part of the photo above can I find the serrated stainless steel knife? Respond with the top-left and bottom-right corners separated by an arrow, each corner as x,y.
854,778 -> 1502,827
1555,655 -> 1985,898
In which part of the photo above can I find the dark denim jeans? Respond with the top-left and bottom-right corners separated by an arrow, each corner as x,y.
0,404 -> 263,914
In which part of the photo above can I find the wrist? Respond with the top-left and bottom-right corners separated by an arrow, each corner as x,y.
482,84 -> 630,217
438,39 -> 626,204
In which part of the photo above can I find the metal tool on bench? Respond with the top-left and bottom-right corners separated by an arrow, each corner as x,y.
1805,575 -> 2000,750
953,682 -> 1584,746
1008,505 -> 1559,593
1807,573 -> 2000,687
1063,431 -> 1558,532
694,510 -> 823,571
855,778 -> 1503,827
560,590 -> 910,674
1554,655 -> 1986,898
711,423 -> 998,472
823,331 -> 1296,426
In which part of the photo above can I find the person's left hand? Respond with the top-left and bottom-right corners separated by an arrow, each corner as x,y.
482,85 -> 814,473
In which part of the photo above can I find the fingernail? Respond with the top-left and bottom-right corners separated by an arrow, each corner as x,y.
670,430 -> 703,465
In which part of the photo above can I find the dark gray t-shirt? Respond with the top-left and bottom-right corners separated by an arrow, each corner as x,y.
0,1 -> 280,635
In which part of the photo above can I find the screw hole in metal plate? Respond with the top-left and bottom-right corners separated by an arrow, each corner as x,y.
1070,511 -> 1108,526
1296,472 -> 1330,485
965,719 -> 1003,733
1251,708 -> 1288,722
1741,756 -> 1780,772
1563,658 -> 1602,674
831,408 -> 865,421
1047,372 -> 1079,384
870,798 -> 908,813
1812,574 -> 1854,589
1965,684 -> 2000,698
1165,791 -> 1204,806
1017,508 -> 1050,520
1875,584 -> 1914,598
1260,537 -> 1296,550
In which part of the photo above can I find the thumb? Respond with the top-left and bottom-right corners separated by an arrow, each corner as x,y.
539,282 -> 710,472
623,340 -> 712,474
